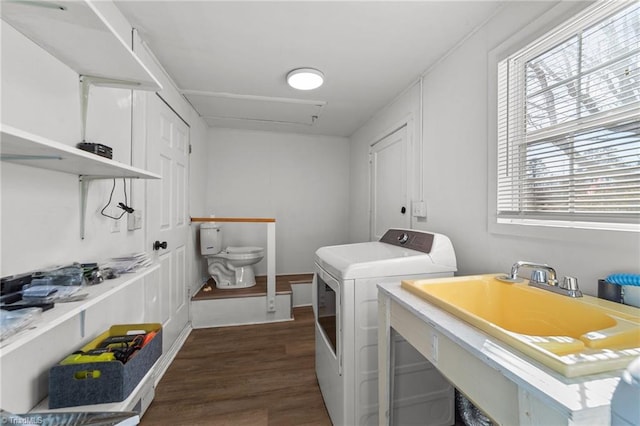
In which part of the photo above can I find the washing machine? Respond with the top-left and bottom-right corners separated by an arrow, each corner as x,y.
313,228 -> 458,425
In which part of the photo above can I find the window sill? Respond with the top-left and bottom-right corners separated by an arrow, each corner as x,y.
498,218 -> 639,232
489,217 -> 640,243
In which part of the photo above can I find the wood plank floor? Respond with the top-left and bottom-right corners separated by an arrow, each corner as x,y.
141,306 -> 331,426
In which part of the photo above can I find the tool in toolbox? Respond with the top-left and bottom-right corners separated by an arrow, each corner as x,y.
60,330 -> 157,365
61,351 -> 116,365
98,334 -> 144,348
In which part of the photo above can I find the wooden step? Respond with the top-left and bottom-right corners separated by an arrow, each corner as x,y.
192,273 -> 313,301
190,274 -> 313,328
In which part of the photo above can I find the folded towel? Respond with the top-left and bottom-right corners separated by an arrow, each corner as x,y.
606,273 -> 640,287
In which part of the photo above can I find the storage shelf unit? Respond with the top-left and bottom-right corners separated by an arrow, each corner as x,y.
1,0 -> 165,416
0,265 -> 160,357
1,125 -> 161,238
0,0 -> 161,91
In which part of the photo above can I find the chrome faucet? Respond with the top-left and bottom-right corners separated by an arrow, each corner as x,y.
510,261 -> 557,286
507,260 -> 582,298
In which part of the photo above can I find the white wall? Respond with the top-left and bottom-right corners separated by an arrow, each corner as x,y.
348,1 -> 640,297
205,128 -> 350,276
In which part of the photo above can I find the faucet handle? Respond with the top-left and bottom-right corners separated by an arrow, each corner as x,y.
530,269 -> 548,284
560,276 -> 579,291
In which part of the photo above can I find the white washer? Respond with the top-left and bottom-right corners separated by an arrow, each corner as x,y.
313,229 -> 457,426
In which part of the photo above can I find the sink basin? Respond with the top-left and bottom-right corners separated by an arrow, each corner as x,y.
402,274 -> 640,377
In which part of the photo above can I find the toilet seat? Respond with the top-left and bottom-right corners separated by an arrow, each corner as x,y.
214,246 -> 264,261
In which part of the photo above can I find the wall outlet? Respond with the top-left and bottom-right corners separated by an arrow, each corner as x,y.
412,201 -> 427,218
127,210 -> 143,231
110,207 -> 121,233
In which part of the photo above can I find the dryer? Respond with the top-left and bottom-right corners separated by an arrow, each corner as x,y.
313,229 -> 457,425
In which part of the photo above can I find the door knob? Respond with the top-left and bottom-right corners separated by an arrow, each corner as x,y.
153,240 -> 167,250
400,206 -> 406,214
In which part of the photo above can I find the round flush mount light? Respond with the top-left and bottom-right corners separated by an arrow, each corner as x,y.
287,68 -> 324,90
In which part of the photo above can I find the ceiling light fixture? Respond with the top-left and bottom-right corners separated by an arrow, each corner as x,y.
287,68 -> 324,91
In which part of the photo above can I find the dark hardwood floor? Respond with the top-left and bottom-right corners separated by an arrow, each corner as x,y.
141,306 -> 332,426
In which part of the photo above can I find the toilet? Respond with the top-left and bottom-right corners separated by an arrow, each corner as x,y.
200,223 -> 264,289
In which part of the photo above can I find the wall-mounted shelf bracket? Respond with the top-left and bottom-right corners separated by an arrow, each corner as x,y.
80,75 -> 144,142
79,310 -> 86,339
79,175 -> 95,240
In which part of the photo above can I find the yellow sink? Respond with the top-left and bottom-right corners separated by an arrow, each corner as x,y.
402,274 -> 640,377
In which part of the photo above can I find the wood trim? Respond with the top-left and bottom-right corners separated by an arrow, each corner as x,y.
191,217 -> 276,223
192,274 -> 313,301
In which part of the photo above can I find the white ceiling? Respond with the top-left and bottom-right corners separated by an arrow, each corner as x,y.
115,1 -> 504,137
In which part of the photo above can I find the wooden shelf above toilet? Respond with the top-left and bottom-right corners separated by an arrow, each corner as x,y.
191,217 -> 276,223
192,275 -> 310,301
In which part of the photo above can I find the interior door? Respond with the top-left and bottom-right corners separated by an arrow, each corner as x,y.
370,125 -> 409,241
146,93 -> 190,353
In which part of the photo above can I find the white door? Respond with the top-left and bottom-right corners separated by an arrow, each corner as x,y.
370,125 -> 410,240
146,94 -> 189,353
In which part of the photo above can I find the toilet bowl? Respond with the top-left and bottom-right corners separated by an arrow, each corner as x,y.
206,246 -> 264,288
200,223 -> 264,289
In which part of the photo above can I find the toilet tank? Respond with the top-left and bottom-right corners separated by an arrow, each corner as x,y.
200,223 -> 222,255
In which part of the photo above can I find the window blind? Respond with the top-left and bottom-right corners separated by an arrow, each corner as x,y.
496,1 -> 640,225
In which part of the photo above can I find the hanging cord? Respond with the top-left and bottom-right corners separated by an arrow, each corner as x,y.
101,178 -> 134,220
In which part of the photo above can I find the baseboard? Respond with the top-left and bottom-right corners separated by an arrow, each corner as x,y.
153,324 -> 191,387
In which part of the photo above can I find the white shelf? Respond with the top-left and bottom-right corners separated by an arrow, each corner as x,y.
31,358 -> 157,418
1,125 -> 160,179
0,0 -> 161,91
0,265 -> 160,357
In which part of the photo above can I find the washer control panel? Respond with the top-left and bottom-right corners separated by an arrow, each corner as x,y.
379,229 -> 434,253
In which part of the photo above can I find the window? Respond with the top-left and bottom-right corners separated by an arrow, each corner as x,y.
496,1 -> 639,230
